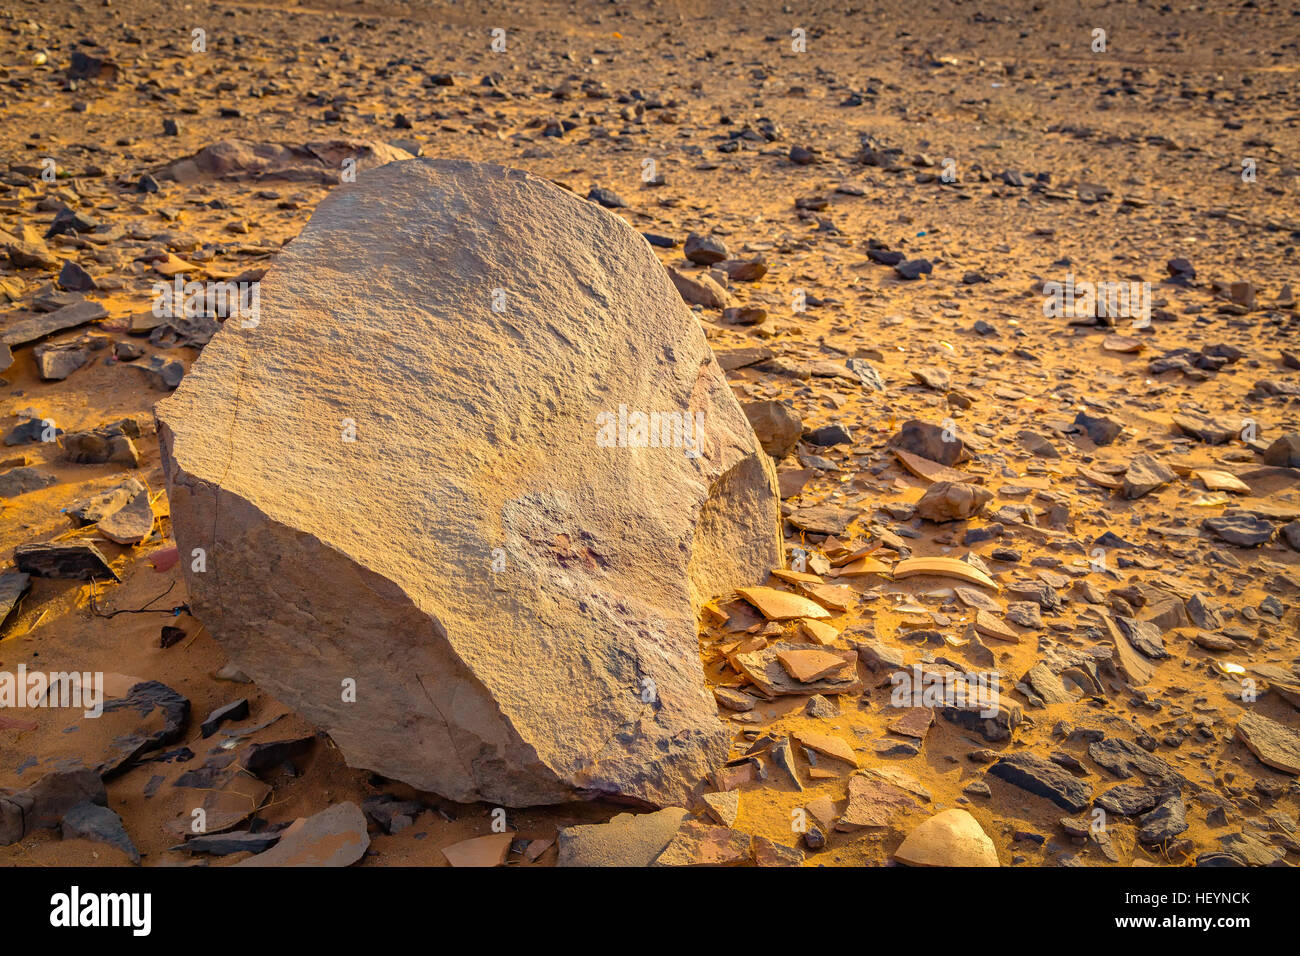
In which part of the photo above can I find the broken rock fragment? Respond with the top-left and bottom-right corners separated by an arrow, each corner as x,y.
157,159 -> 781,807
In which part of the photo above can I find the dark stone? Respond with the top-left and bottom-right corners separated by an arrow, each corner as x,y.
60,801 -> 140,864
200,698 -> 250,738
939,701 -> 1022,743
56,260 -> 97,293
1,769 -> 107,845
1202,513 -> 1275,548
173,829 -> 283,855
989,752 -> 1092,812
1072,410 -> 1122,445
587,186 -> 626,208
805,423 -> 853,447
100,681 -> 191,777
1088,738 -> 1186,788
362,795 -> 427,834
241,736 -> 317,776
1095,784 -> 1163,816
1137,792 -> 1188,845
13,542 -> 118,581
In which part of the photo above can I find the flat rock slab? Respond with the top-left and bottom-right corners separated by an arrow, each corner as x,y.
1236,711 -> 1300,775
157,159 -> 781,808
737,585 -> 829,621
556,807 -> 689,867
777,648 -> 851,683
701,789 -> 739,826
441,832 -> 513,867
652,820 -> 752,866
60,801 -> 140,864
1087,738 -> 1187,788
234,802 -> 369,867
1202,513 -> 1275,547
837,772 -> 919,830
1,300 -> 107,347
171,830 -> 281,856
1123,454 -> 1176,499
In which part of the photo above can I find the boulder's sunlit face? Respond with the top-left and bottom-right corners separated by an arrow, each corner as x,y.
0,0 -> 1295,891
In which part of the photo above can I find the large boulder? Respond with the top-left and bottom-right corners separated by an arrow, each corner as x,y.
157,158 -> 781,807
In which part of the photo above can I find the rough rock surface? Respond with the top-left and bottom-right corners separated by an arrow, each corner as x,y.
157,158 -> 782,807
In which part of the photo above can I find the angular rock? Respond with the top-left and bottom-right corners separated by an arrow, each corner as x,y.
1173,410 -> 1239,444
1122,454 -> 1176,499
837,772 -> 919,830
0,571 -> 30,628
442,832 -> 513,867
1088,738 -> 1186,788
742,400 -> 801,460
172,830 -> 281,856
0,769 -> 107,846
1,300 -> 107,348
1202,513 -> 1274,547
0,466 -> 57,499
916,481 -> 992,522
1095,784 -> 1163,816
667,266 -> 732,309
1262,434 -> 1300,467
234,802 -> 370,867
1072,410 -> 1122,445
989,752 -> 1092,811
939,700 -> 1021,742
13,542 -> 117,581
701,789 -> 740,827
1138,793 -> 1188,845
60,802 -> 140,864
887,419 -> 971,466
98,485 -> 155,545
157,159 -> 781,807
753,836 -> 805,866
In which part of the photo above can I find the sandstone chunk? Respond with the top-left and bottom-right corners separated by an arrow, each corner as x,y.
894,809 -> 999,867
157,159 -> 781,808
915,481 -> 992,522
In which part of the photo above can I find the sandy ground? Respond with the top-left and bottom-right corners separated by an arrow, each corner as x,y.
0,0 -> 1298,866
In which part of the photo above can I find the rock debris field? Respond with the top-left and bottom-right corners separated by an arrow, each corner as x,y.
0,0 -> 1298,868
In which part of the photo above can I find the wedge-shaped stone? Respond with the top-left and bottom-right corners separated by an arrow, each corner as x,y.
778,648 -> 852,683
736,586 -> 830,621
794,730 -> 859,767
733,641 -> 862,697
157,159 -> 782,808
